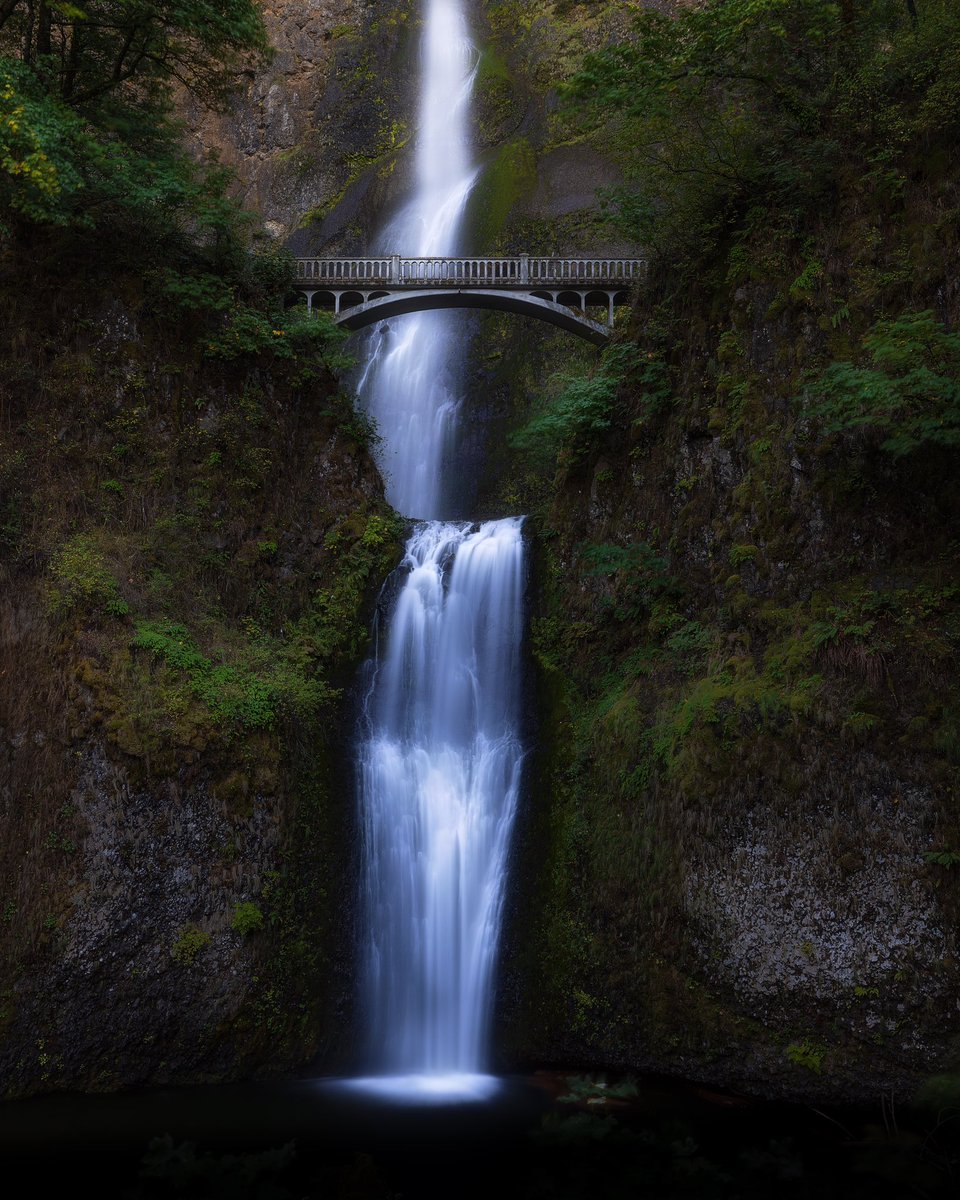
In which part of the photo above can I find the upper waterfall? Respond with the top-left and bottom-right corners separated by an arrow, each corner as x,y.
355,0 -> 479,520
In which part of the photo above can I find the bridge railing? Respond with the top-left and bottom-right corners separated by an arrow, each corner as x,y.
294,256 -> 645,287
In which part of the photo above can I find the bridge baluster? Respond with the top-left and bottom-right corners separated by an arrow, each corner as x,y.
291,256 -> 645,304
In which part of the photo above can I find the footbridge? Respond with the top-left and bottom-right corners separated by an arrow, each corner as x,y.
293,256 -> 645,346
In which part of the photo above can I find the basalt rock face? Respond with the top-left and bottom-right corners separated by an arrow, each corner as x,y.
179,0 -> 421,252
490,238 -> 960,1103
0,266 -> 400,1097
379,3 -> 960,1105
178,0 -> 633,258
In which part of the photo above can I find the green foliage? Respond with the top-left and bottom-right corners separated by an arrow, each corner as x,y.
924,850 -> 960,868
0,0 -> 272,313
785,1040 -> 824,1073
665,621 -> 715,672
0,0 -> 267,111
531,1111 -> 626,1147
914,1073 -> 960,1113
131,621 -> 332,732
516,369 -> 615,458
729,544 -> 759,567
801,311 -> 960,456
557,1074 -> 640,1104
511,344 -> 646,463
360,513 -> 398,549
564,1 -> 960,264
0,55 -> 258,239
171,925 -> 211,966
124,500 -> 400,743
630,353 -> 673,423
231,902 -> 265,936
154,269 -> 234,315
205,307 -> 351,376
47,534 -> 126,617
0,60 -> 82,228
581,540 -> 678,621
138,1135 -> 295,1195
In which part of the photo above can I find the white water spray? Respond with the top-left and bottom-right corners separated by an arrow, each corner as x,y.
358,521 -> 525,1079
358,0 -> 479,520
352,0 -> 526,1095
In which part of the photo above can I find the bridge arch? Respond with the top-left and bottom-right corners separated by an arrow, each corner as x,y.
331,288 -> 611,345
293,255 -> 645,341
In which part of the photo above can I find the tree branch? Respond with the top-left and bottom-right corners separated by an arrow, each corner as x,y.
0,0 -> 23,35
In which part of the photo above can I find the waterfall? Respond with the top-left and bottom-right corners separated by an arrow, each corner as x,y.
350,0 -> 526,1098
356,0 -> 479,520
358,521 -> 525,1082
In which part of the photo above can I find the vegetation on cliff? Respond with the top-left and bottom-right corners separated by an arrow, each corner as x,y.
497,0 -> 960,1105
0,0 -> 407,1097
0,0 -> 268,229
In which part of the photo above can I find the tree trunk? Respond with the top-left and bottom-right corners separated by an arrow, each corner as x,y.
36,0 -> 50,57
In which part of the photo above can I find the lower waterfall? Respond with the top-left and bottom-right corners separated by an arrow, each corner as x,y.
354,520 -> 525,1093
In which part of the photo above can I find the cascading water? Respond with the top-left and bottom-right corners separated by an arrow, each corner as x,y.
357,520 -> 525,1091
355,0 -> 479,520
349,0 -> 526,1099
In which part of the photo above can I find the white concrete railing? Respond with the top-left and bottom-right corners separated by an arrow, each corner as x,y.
294,256 -> 645,286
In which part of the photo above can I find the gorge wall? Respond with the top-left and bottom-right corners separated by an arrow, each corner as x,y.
0,252 -> 401,1095
2,0 -> 958,1108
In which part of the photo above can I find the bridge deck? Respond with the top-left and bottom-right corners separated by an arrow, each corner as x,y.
294,255 -> 644,288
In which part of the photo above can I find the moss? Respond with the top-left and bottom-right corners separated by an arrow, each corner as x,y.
465,137 -> 537,251
473,45 -> 520,149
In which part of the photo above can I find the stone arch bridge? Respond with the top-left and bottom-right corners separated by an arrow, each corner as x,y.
293,256 -> 645,346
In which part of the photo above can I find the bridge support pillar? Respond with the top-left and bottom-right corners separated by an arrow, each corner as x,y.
334,292 -> 342,314
305,291 -> 316,313
608,292 -> 615,327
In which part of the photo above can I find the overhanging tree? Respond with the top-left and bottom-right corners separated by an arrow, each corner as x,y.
0,0 -> 268,231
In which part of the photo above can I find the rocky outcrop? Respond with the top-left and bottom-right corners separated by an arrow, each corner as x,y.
179,0 -> 421,250
492,266 -> 960,1100
0,270 -> 400,1096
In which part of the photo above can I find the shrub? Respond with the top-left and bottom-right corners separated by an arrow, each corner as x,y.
131,620 -> 333,731
924,850 -> 960,868
581,540 -> 679,621
512,345 -> 652,463
171,925 -> 211,965
47,535 -> 125,617
785,1040 -> 824,1073
231,902 -> 265,936
802,311 -> 960,456
205,305 -> 351,377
